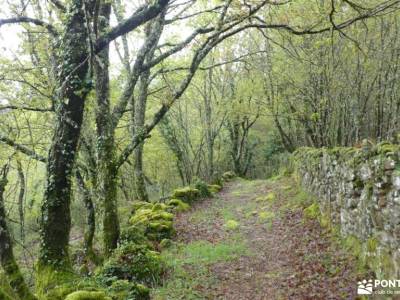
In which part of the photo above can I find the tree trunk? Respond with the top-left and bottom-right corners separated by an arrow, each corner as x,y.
133,72 -> 150,202
75,170 -> 96,263
39,0 -> 89,268
132,14 -> 165,201
0,165 -> 37,300
94,2 -> 120,256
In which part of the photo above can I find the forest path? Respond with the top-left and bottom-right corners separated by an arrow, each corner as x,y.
152,177 -> 363,300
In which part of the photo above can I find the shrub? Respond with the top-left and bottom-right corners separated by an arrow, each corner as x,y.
171,187 -> 200,203
100,242 -> 163,285
194,179 -> 212,198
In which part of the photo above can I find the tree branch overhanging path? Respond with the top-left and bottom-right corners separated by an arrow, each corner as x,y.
0,0 -> 400,298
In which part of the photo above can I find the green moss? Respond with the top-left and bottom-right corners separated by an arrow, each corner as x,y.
224,220 -> 239,230
303,202 -> 320,219
376,142 -> 399,155
222,171 -> 236,180
166,199 -> 190,212
207,184 -> 222,193
366,237 -> 378,253
258,211 -> 275,222
255,192 -> 276,204
99,242 -> 163,285
132,201 -> 153,212
0,289 -> 13,300
64,290 -> 112,300
343,235 -> 362,258
35,267 -> 79,300
171,187 -> 200,203
129,205 -> 175,241
108,280 -> 150,300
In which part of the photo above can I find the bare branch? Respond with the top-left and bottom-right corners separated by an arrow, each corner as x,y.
0,17 -> 57,35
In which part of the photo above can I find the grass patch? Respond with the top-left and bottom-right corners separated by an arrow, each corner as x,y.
224,219 -> 239,230
152,238 -> 250,299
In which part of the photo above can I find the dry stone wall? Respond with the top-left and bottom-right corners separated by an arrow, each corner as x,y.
294,143 -> 400,279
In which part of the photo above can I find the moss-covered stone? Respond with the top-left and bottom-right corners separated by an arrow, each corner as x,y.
129,205 -> 174,241
108,280 -> 150,300
222,171 -> 236,180
166,199 -> 190,212
132,201 -> 153,212
208,184 -> 222,193
99,242 -> 163,285
171,187 -> 200,203
64,290 -> 112,300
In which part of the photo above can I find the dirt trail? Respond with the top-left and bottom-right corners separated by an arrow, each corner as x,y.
156,177 -> 365,300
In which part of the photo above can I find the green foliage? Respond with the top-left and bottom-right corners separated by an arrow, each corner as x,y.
171,187 -> 200,204
99,242 -> 163,285
194,179 -> 212,198
159,239 -> 173,250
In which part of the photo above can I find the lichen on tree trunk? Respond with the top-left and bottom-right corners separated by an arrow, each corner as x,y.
94,2 -> 120,256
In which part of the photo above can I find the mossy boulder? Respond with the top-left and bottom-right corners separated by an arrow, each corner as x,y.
171,187 -> 200,203
64,290 -> 111,300
208,184 -> 222,193
132,201 -> 153,212
108,280 -> 150,300
222,171 -> 236,180
119,225 -> 151,246
100,242 -> 163,285
166,198 -> 190,212
129,205 -> 174,241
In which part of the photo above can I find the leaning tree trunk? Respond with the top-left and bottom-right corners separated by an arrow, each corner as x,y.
0,165 -> 37,300
133,71 -> 150,202
39,0 -> 90,268
132,14 -> 165,201
94,2 -> 120,256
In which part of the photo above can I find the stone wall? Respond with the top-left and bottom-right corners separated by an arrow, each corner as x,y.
294,142 -> 400,279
